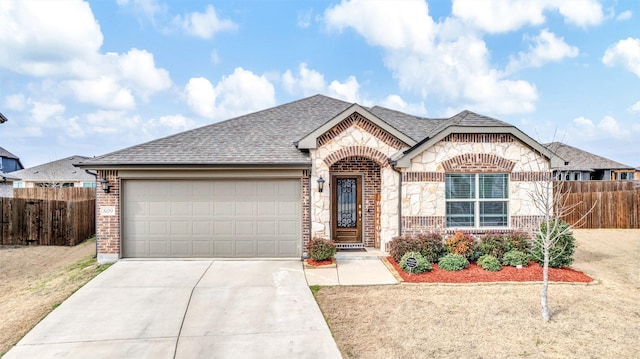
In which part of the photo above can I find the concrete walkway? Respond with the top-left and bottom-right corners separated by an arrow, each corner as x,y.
304,257 -> 399,286
5,261 -> 341,359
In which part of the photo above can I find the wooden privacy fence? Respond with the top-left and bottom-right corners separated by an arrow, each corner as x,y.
13,187 -> 96,200
558,181 -> 640,229
0,198 -> 95,246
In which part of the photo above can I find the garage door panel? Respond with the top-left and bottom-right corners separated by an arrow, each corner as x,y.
123,179 -> 301,258
170,221 -> 190,236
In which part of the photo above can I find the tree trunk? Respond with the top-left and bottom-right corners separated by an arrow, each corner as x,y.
541,245 -> 550,321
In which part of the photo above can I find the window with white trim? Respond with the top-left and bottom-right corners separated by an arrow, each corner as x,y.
445,173 -> 509,227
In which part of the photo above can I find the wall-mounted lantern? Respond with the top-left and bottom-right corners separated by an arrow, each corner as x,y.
99,177 -> 110,194
317,176 -> 326,193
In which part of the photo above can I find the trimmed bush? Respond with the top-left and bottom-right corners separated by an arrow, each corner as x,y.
477,233 -> 508,260
399,252 -> 432,274
502,250 -> 530,267
389,232 -> 445,263
477,254 -> 502,272
504,231 -> 531,252
438,253 -> 469,271
415,232 -> 445,263
389,235 -> 421,262
445,231 -> 476,260
307,237 -> 336,261
532,220 -> 576,268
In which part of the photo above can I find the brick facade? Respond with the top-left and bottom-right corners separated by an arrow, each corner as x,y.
329,156 -> 382,247
318,112 -> 407,150
96,170 -> 120,259
442,153 -> 516,173
302,169 -> 311,251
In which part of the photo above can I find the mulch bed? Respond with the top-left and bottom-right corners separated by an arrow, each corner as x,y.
387,257 -> 593,283
306,258 -> 335,267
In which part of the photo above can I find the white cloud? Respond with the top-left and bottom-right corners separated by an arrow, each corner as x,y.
184,68 -> 276,120
297,9 -> 313,28
602,37 -> 640,78
115,49 -> 172,100
3,94 -> 27,111
380,95 -> 427,116
86,110 -> 137,135
506,29 -> 579,73
627,101 -> 640,114
0,0 -> 103,76
172,5 -> 237,39
325,0 -> 434,52
325,0 -> 538,115
282,63 -> 326,96
30,101 -> 65,124
65,77 -> 136,110
616,10 -> 632,21
451,0 -> 603,34
327,76 -> 361,103
142,114 -> 194,138
569,115 -> 633,140
116,0 -> 166,22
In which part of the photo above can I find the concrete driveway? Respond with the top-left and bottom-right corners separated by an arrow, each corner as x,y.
5,260 -> 341,359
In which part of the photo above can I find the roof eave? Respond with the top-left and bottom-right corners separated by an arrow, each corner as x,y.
73,162 -> 312,171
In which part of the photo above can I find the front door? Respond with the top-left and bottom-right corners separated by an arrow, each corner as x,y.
332,176 -> 362,244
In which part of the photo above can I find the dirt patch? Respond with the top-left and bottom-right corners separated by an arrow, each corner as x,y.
314,229 -> 640,358
0,240 -> 109,355
387,258 -> 593,283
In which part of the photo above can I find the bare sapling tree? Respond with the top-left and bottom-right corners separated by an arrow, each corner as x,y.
529,177 -> 594,321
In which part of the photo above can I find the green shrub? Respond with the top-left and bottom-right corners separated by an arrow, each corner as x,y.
532,220 -> 576,268
445,231 -> 476,260
415,232 -> 445,263
438,253 -> 469,271
504,231 -> 531,252
307,237 -> 336,261
400,252 -> 432,274
502,250 -> 530,267
477,254 -> 502,272
477,233 -> 508,260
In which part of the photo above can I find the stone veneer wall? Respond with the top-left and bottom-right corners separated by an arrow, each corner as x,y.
96,169 -> 120,263
402,133 -> 551,234
311,112 -> 405,249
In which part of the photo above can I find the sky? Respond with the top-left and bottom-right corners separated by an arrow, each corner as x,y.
1,0 -> 639,169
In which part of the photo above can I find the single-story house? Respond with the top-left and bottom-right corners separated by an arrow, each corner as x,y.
11,155 -> 96,188
76,95 -> 561,263
545,142 -> 634,181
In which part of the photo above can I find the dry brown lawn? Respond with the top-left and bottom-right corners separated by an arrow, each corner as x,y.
0,239 -> 110,355
314,229 -> 640,358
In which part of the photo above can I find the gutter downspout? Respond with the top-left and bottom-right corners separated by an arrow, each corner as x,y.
85,170 -> 98,259
390,161 -> 402,238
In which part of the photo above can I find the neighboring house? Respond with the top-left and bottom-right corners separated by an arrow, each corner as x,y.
546,142 -> 635,181
0,146 -> 24,173
0,146 -> 24,197
76,95 -> 561,263
636,167 -> 640,181
0,170 -> 20,197
11,155 -> 96,188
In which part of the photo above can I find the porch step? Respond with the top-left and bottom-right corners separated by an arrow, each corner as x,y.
335,248 -> 387,260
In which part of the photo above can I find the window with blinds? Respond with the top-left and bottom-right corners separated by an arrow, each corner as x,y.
445,173 -> 508,227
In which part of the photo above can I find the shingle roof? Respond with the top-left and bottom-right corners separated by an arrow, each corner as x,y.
76,95 -> 531,168
0,170 -> 20,181
545,142 -> 632,171
11,155 -> 94,181
0,146 -> 20,159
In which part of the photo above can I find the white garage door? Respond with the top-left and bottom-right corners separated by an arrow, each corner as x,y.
122,179 -> 301,258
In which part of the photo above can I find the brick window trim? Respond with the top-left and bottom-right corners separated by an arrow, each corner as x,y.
317,112 -> 407,150
323,146 -> 389,167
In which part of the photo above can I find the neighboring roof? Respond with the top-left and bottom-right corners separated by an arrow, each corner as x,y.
76,94 -> 555,169
11,155 -> 94,182
0,112 -> 7,123
0,170 -> 20,182
0,146 -> 20,160
545,142 -> 633,171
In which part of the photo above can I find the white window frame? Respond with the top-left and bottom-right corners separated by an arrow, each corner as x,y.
445,173 -> 509,228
